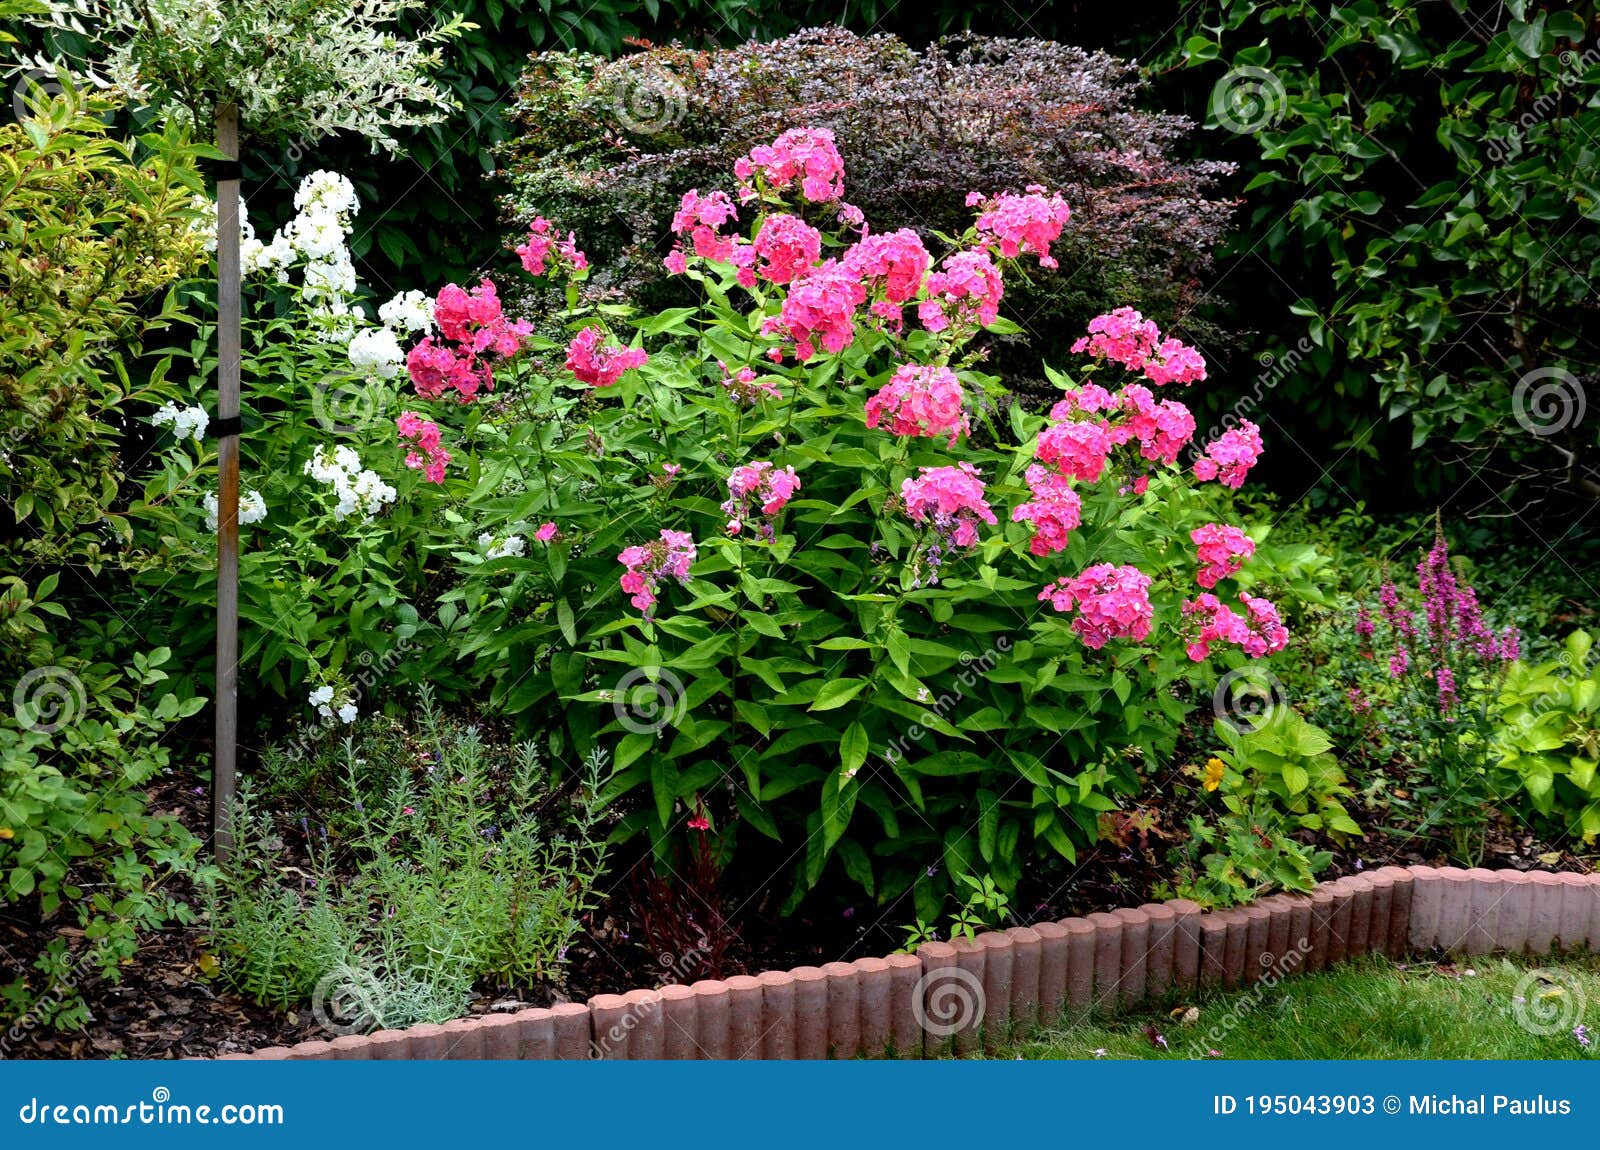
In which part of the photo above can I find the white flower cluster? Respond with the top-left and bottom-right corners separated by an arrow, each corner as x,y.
203,489 -> 268,532
308,684 -> 358,725
347,327 -> 405,380
378,290 -> 434,336
478,532 -> 527,560
303,445 -> 396,521
152,402 -> 209,442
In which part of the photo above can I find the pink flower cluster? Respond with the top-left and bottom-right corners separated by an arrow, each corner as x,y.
396,411 -> 450,483
1037,419 -> 1117,484
718,360 -> 782,405
1037,564 -> 1154,648
751,214 -> 822,285
1071,307 -> 1207,386
763,261 -> 867,361
515,217 -> 587,278
566,326 -> 649,388
618,529 -> 697,617
900,463 -> 996,549
665,189 -> 747,277
1010,464 -> 1082,556
735,128 -> 846,203
1192,422 -> 1264,489
971,186 -> 1072,268
918,249 -> 1003,335
1191,523 -> 1256,588
842,228 -> 930,329
407,279 -> 531,402
721,461 -> 801,538
864,364 -> 970,447
1182,592 -> 1289,660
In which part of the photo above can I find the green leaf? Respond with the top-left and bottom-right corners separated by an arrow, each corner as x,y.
809,678 -> 867,711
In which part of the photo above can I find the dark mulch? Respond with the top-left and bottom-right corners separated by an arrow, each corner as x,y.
2,776 -> 1590,1060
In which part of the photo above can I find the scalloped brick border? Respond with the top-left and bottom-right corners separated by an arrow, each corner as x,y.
223,866 -> 1597,1060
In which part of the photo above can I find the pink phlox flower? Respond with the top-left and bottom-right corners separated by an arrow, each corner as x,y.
1192,421 -> 1263,489
617,529 -> 697,617
864,364 -> 970,447
516,216 -> 587,277
900,462 -> 996,548
1181,591 -> 1288,660
762,260 -> 865,361
1191,523 -> 1256,589
1038,564 -> 1154,649
751,213 -> 823,285
717,360 -> 783,404
734,127 -> 846,204
973,186 -> 1072,268
917,248 -> 1003,335
1010,463 -> 1082,556
566,326 -> 649,388
397,411 -> 450,484
720,461 -> 801,536
1037,418 -> 1116,484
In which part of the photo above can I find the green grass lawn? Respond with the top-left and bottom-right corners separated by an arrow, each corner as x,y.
1006,954 -> 1600,1061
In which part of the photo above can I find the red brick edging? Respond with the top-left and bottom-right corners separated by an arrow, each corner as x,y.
223,866 -> 1598,1060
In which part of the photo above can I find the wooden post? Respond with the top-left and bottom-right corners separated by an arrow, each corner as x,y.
212,101 -> 241,866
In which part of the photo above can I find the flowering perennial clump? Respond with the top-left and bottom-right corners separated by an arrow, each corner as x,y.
618,530 -> 697,617
1071,306 -> 1208,387
721,462 -> 801,538
864,365 -> 970,447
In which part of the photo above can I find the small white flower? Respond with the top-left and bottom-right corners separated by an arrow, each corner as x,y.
481,533 -> 527,560
378,289 -> 434,335
293,171 -> 360,220
337,702 -> 359,724
203,488 -> 266,532
347,327 -> 404,380
152,402 -> 209,442
308,685 -> 334,706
